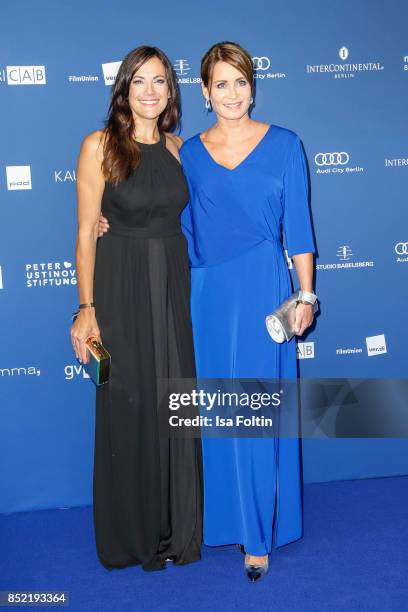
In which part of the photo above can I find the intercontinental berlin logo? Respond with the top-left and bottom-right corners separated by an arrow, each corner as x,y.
307,46 -> 384,79
314,152 -> 364,175
395,242 -> 408,263
316,245 -> 374,271
26,261 -> 77,288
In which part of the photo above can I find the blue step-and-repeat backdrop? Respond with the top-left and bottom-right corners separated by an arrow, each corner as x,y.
1,0 -> 407,513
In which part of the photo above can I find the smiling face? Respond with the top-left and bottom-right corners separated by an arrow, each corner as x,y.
128,55 -> 170,122
202,60 -> 252,122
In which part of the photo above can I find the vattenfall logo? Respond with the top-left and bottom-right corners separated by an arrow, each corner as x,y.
316,245 -> 375,271
25,262 -> 77,288
3,66 -> 46,85
395,242 -> 408,263
306,47 -> 384,79
314,152 -> 364,175
252,56 -> 286,80
173,60 -> 201,85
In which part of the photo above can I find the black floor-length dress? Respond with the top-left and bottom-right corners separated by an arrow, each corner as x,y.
92,132 -> 202,571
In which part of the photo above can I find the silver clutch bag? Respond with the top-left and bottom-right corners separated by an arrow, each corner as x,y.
265,289 -> 318,343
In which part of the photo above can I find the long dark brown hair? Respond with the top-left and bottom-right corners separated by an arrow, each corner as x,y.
102,46 -> 181,185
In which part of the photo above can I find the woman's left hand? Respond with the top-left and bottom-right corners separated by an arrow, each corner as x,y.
293,303 -> 314,336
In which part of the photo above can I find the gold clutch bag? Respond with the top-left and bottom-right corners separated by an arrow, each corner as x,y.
83,337 -> 111,385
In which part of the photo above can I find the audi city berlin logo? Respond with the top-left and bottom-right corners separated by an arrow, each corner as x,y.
314,152 -> 350,166
395,242 -> 408,255
252,57 -> 271,70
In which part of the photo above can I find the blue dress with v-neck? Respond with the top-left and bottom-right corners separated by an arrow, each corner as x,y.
180,124 -> 316,555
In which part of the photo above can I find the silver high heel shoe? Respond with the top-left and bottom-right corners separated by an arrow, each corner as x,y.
244,553 -> 269,583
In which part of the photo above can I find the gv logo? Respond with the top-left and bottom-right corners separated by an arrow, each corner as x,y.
315,152 -> 350,166
252,57 -> 271,71
395,242 -> 408,255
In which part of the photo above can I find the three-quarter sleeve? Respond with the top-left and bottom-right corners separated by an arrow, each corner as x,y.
282,135 -> 316,257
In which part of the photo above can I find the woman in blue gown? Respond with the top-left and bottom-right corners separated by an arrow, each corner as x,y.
180,42 -> 317,581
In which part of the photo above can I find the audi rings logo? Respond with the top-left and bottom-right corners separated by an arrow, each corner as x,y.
252,57 -> 271,71
395,242 -> 408,255
315,152 -> 350,166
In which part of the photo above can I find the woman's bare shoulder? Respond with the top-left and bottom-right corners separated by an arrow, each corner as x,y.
80,129 -> 107,159
164,132 -> 183,150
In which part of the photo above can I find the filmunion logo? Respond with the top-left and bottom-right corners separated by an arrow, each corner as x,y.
366,334 -> 387,357
6,165 -> 32,190
173,60 -> 201,84
0,365 -> 41,377
306,46 -> 384,79
55,170 -> 76,183
395,242 -> 408,263
101,61 -> 122,86
314,152 -> 364,175
316,245 -> 374,271
252,56 -> 286,80
64,364 -> 90,380
336,347 -> 363,355
6,66 -> 46,85
25,261 -> 77,288
297,342 -> 315,359
68,75 -> 98,83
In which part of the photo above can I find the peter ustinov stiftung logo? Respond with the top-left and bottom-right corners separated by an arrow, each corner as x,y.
366,334 -> 387,357
25,261 -> 77,288
306,46 -> 384,79
297,342 -> 314,359
173,60 -> 201,84
6,165 -> 32,190
6,66 -> 46,85
395,242 -> 408,263
252,56 -> 286,80
316,245 -> 375,271
314,152 -> 364,175
101,61 -> 122,86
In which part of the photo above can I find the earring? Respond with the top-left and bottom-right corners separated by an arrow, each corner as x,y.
250,96 -> 254,104
205,98 -> 212,111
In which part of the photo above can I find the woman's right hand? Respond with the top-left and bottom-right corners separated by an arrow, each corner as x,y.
70,309 -> 102,364
98,213 -> 110,238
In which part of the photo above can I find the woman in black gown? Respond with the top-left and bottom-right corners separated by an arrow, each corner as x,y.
70,46 -> 202,572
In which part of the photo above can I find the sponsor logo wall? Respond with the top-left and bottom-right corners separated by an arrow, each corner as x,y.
1,0 -> 407,512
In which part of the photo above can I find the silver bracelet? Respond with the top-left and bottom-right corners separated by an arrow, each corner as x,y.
298,290 -> 318,305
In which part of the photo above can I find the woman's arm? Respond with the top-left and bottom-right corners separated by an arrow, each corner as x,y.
292,252 -> 315,335
70,130 -> 105,363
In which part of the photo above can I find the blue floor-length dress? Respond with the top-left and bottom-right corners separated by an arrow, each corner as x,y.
180,124 -> 316,555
